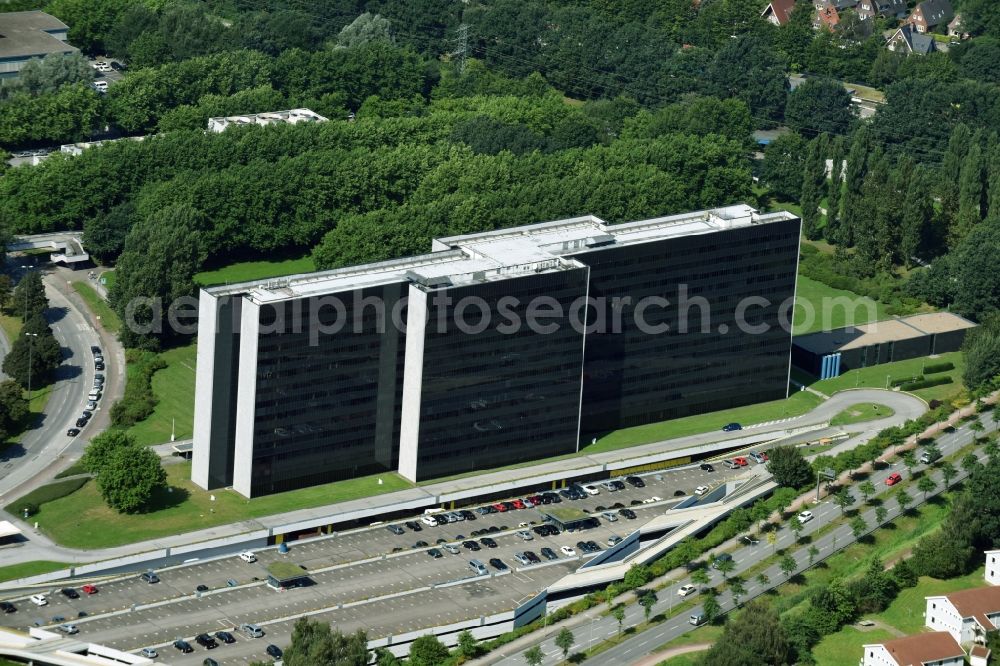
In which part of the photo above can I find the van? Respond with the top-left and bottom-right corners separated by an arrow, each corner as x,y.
239,623 -> 264,638
469,559 -> 488,575
919,450 -> 941,464
88,390 -> 101,401
239,551 -> 257,563
689,613 -> 706,626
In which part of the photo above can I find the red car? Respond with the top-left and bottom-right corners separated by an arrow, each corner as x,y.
511,499 -> 526,510
733,457 -> 749,467
81,584 -> 98,594
885,472 -> 902,486
493,502 -> 508,512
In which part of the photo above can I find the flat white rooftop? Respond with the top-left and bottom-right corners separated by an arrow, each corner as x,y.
208,204 -> 796,303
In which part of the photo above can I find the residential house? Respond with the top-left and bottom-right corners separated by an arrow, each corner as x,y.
907,0 -> 955,34
0,11 -> 77,80
761,0 -> 798,26
948,14 -> 968,39
887,25 -> 936,55
987,550 -> 1000,586
970,645 -> 992,666
815,1 -> 846,29
858,0 -> 907,21
926,586 -> 1000,645
862,631 -> 965,666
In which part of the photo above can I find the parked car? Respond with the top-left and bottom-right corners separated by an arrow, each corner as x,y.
602,511 -> 618,522
444,543 -> 460,555
67,428 -> 80,437
239,551 -> 257,563
618,508 -> 637,519
110,60 -> 126,71
712,553 -> 734,569
421,515 -> 438,526
427,548 -> 443,559
0,602 -> 15,613
413,540 -> 429,548
608,535 -> 622,546
560,545 -> 577,556
60,588 -> 79,599
139,648 -> 157,658
524,551 -> 540,563
885,472 -> 902,486
266,644 -> 283,659
582,484 -> 600,496
797,510 -> 814,524
462,540 -> 480,551
489,557 -> 508,571
694,485 -> 710,496
239,623 -> 264,638
540,547 -> 558,560
516,530 -> 533,541
405,520 -> 422,532
480,537 -> 498,548
625,476 -> 645,488
678,584 -> 697,597
75,418 -> 88,429
81,584 -> 98,595
195,633 -> 218,649
173,639 -> 193,653
699,463 -> 715,472
140,572 -> 159,584
642,496 -> 663,504
739,535 -> 760,546
215,630 -> 235,644
733,457 -> 749,467
722,422 -> 742,432
30,594 -> 47,606
723,459 -> 739,469
513,552 -> 531,566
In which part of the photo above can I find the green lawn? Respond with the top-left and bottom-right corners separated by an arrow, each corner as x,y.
793,275 -> 888,335
0,560 -> 69,583
879,569 -> 985,634
99,269 -> 115,290
830,403 -> 894,426
127,343 -> 197,446
808,351 -> 965,403
657,654 -> 704,666
195,255 -> 315,287
71,280 -> 121,333
588,390 -> 823,453
812,626 -> 896,666
23,461 -> 414,549
0,312 -> 21,342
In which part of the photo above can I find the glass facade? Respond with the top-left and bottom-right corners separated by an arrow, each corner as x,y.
248,284 -> 406,496
411,267 -> 588,480
575,218 -> 801,438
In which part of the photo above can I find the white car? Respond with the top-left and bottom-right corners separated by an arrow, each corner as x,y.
560,546 -> 576,556
677,584 -> 698,597
694,485 -> 710,496
30,594 -> 47,606
582,485 -> 600,496
421,515 -> 438,527
239,551 -> 257,563
797,510 -> 814,524
642,496 -> 663,504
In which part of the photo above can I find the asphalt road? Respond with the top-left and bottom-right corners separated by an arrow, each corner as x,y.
494,412 -> 997,666
0,464 -> 749,663
0,268 -> 105,502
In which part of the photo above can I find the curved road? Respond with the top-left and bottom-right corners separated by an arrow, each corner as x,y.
0,267 -> 123,514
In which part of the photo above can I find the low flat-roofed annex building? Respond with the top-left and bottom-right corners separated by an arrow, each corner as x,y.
0,11 -> 76,80
193,205 -> 801,497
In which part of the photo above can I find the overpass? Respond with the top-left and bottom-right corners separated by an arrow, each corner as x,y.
7,232 -> 89,266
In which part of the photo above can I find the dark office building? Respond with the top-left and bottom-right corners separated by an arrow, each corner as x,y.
574,218 -> 801,438
193,205 -> 801,497
399,268 -> 588,480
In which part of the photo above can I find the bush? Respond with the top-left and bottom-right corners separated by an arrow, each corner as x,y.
4,477 -> 88,516
922,362 -> 955,374
110,350 -> 166,427
900,376 -> 952,391
891,375 -> 922,387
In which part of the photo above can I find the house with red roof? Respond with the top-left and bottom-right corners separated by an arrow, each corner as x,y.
762,0 -> 798,26
862,632 -> 965,666
926,585 -> 1000,645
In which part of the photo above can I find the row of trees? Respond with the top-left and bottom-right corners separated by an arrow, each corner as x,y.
0,271 -> 62,390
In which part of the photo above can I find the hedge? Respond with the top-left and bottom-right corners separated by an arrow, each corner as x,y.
4,477 -> 89,516
900,376 -> 953,392
891,375 -> 922,388
923,362 -> 955,374
110,350 -> 166,427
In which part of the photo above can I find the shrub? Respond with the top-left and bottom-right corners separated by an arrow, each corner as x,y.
110,351 -> 166,427
891,375 -> 922,387
923,362 -> 955,374
900,376 -> 952,391
4,477 -> 88,516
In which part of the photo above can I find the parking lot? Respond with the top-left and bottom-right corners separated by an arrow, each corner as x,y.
0,461 -> 752,663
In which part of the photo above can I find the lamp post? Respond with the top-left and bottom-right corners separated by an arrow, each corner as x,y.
24,332 -> 38,402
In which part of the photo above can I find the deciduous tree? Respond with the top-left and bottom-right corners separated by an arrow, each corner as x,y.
94,443 -> 166,513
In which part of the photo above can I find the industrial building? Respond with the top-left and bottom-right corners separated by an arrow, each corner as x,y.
0,11 -> 76,80
193,205 -> 800,497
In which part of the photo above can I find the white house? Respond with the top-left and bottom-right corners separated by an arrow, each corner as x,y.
986,549 -> 1000,586
863,631 -> 965,666
926,586 -> 1000,645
